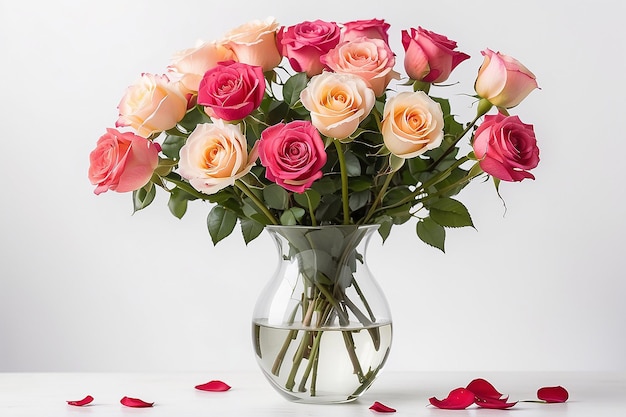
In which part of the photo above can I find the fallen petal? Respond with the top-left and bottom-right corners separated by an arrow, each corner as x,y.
429,387 -> 475,409
537,386 -> 569,403
120,396 -> 154,407
475,397 -> 518,409
195,380 -> 231,392
67,395 -> 94,406
369,401 -> 396,412
466,378 -> 505,400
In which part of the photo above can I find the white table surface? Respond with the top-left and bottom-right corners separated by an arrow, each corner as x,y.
0,371 -> 624,416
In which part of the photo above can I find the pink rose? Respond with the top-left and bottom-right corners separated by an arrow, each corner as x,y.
321,37 -> 400,97
401,27 -> 470,83
473,113 -> 539,182
178,120 -> 258,194
342,18 -> 390,44
88,128 -> 159,195
300,72 -> 375,140
222,17 -> 282,72
277,20 -> 341,77
474,49 -> 538,108
197,60 -> 266,121
167,41 -> 235,93
116,73 -> 187,138
257,120 -> 327,193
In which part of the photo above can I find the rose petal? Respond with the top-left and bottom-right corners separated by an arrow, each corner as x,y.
67,395 -> 94,406
195,380 -> 231,392
466,378 -> 505,400
537,386 -> 569,403
429,387 -> 475,409
120,396 -> 154,407
475,397 -> 518,409
369,401 -> 396,412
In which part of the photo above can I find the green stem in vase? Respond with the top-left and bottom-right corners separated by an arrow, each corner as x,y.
297,330 -> 323,394
342,330 -> 365,383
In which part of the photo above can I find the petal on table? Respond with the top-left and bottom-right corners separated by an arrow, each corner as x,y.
369,401 -> 396,412
429,387 -> 475,409
67,395 -> 94,406
195,380 -> 232,391
537,385 -> 569,403
120,396 -> 154,407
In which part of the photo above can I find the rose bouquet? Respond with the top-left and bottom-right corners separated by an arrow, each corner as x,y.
88,17 -> 540,401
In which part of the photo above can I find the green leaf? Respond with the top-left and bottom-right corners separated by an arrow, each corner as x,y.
417,217 -> 446,252
207,206 -> 238,245
167,187 -> 196,219
375,215 -> 393,243
349,190 -> 370,211
132,183 -> 156,213
344,150 -> 362,177
263,184 -> 290,210
161,135 -> 186,160
429,197 -> 474,228
280,207 -> 305,225
294,189 -> 321,211
178,106 -> 212,132
283,72 -> 309,107
240,217 -> 265,245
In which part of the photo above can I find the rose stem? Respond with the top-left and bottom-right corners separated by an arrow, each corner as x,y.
333,139 -> 351,225
234,180 -> 279,225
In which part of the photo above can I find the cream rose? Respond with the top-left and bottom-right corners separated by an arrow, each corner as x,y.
222,17 -> 282,72
167,41 -> 235,93
116,73 -> 187,138
321,37 -> 400,97
177,120 -> 258,194
300,72 -> 375,140
381,91 -> 444,158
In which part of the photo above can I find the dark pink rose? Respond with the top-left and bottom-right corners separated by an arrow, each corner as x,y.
258,120 -> 327,193
473,113 -> 539,182
197,60 -> 265,121
342,18 -> 391,44
401,27 -> 470,83
88,128 -> 159,195
277,20 -> 341,77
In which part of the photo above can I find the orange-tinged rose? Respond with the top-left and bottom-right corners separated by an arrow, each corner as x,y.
382,91 -> 444,158
167,41 -> 235,93
300,72 -> 375,140
222,17 -> 282,72
116,73 -> 187,138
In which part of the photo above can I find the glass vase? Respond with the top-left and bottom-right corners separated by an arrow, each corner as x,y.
252,225 -> 392,404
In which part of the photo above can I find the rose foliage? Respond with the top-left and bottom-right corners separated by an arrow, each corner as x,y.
89,17 -> 540,251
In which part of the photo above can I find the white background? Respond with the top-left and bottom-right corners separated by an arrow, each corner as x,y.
1,0 -> 624,373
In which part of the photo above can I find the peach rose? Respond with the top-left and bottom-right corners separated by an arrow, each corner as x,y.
474,49 -> 538,108
300,72 -> 375,140
88,128 -> 159,195
116,73 -> 187,138
177,120 -> 258,194
321,37 -> 400,97
167,41 -> 235,93
381,91 -> 444,158
222,17 -> 282,72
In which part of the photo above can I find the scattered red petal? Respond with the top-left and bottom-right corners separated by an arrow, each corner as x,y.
537,386 -> 569,403
67,395 -> 94,406
369,401 -> 396,412
466,378 -> 505,400
475,397 -> 518,409
120,396 -> 154,407
195,380 -> 231,392
429,387 -> 475,409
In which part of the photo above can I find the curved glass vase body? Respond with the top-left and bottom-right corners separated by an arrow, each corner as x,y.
252,225 -> 392,404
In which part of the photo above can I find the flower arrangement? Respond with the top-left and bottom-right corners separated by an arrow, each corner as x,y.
88,17 -> 539,251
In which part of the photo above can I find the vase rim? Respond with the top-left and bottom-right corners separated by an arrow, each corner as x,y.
265,224 -> 379,231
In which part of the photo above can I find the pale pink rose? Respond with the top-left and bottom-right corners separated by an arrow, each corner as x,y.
167,41 -> 235,93
177,120 -> 258,195
474,49 -> 538,108
341,18 -> 390,44
277,20 -> 341,77
257,120 -> 327,193
401,27 -> 470,83
321,37 -> 400,97
197,60 -> 266,121
116,73 -> 187,138
222,17 -> 282,72
473,113 -> 539,182
300,72 -> 375,140
382,91 -> 444,159
88,128 -> 159,195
